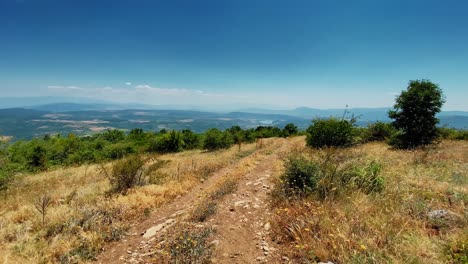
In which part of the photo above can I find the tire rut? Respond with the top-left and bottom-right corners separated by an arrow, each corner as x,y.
96,139 -> 286,264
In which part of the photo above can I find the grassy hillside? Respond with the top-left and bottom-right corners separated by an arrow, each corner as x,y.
0,136 -> 466,263
0,139 -> 269,263
270,141 -> 468,263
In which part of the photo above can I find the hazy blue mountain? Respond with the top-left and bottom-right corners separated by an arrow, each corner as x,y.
0,97 -> 112,109
0,103 -> 466,140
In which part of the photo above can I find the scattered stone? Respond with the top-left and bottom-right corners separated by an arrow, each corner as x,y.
264,222 -> 271,231
234,200 -> 248,207
142,218 -> 176,238
427,209 -> 449,219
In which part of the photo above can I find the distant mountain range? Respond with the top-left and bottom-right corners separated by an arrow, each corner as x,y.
0,100 -> 466,140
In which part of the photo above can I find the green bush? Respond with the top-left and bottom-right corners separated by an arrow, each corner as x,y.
103,142 -> 135,160
108,155 -> 146,194
28,144 -> 48,171
203,129 -> 233,151
227,126 -> 244,146
181,129 -> 200,150
278,154 -> 384,200
255,126 -> 282,138
343,161 -> 384,194
306,118 -> 355,148
282,123 -> 299,137
280,155 -> 320,196
0,170 -> 11,192
101,129 -> 126,143
362,121 -> 396,142
149,130 -> 183,153
438,127 -> 468,140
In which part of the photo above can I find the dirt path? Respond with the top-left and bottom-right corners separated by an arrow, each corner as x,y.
208,143 -> 287,264
96,138 -> 296,263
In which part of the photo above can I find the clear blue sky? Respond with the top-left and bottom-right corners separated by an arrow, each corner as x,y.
1,0 -> 467,110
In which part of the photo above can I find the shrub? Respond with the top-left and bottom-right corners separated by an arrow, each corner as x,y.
243,129 -> 256,143
165,225 -> 215,263
28,144 -> 48,171
108,155 -> 146,194
150,130 -> 183,153
388,79 -> 445,149
203,128 -> 233,151
282,123 -> 299,137
362,121 -> 396,142
306,118 -> 355,148
255,126 -> 282,138
103,142 -> 135,160
181,129 -> 200,150
438,128 -> 468,140
190,201 -> 217,222
227,126 -> 244,147
343,161 -> 384,194
101,129 -> 126,143
0,170 -> 12,192
453,130 -> 468,140
280,155 -> 320,196
277,154 -> 384,200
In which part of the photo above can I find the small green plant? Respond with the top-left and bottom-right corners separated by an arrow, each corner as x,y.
277,154 -> 384,200
446,237 -> 468,264
166,225 -> 215,264
306,118 -> 355,148
190,201 -> 217,222
209,179 -> 238,200
107,155 -> 146,194
280,155 -> 320,196
343,161 -> 385,194
190,179 -> 238,222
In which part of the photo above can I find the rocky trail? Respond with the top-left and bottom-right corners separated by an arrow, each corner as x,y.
97,138 -> 299,264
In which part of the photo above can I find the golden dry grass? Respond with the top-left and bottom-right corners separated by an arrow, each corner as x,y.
270,140 -> 468,263
0,141 -> 265,263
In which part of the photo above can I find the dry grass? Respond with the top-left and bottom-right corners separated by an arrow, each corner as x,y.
0,141 -> 262,263
270,140 -> 468,263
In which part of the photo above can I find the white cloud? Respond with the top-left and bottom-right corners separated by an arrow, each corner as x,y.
47,85 -> 84,91
45,83 -> 250,106
125,82 -> 132,86
134,84 -> 194,96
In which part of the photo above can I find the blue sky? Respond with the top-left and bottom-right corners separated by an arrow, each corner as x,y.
0,0 -> 467,110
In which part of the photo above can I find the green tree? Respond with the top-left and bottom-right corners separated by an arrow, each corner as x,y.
29,145 -> 48,171
102,129 -> 125,143
203,128 -> 233,151
227,126 -> 245,149
150,130 -> 183,153
306,118 -> 355,148
181,129 -> 200,150
388,80 -> 445,148
282,123 -> 298,137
